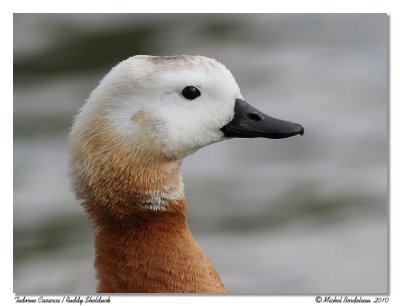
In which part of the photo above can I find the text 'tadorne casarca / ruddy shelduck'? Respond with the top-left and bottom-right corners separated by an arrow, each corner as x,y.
69,55 -> 304,293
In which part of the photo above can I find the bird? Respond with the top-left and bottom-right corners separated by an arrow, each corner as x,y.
69,55 -> 304,293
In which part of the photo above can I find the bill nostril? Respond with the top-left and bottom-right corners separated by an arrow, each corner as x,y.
248,113 -> 262,121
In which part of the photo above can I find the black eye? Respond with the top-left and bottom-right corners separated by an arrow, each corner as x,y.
182,86 -> 201,100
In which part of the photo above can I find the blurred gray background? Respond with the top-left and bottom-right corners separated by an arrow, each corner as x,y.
13,13 -> 388,294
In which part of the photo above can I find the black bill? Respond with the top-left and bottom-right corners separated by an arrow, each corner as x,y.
221,99 -> 304,139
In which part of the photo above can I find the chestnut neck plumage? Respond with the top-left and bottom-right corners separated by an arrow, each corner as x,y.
72,142 -> 225,293
92,197 -> 225,293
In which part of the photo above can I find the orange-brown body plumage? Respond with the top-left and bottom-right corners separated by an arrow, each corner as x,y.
94,199 -> 225,293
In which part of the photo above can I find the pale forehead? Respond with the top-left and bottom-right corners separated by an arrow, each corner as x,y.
123,55 -> 231,79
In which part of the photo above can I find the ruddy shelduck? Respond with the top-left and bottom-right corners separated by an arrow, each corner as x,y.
69,55 -> 304,293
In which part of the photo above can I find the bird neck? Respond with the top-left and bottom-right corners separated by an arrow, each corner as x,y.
70,115 -> 224,293
92,198 -> 225,293
70,125 -> 225,293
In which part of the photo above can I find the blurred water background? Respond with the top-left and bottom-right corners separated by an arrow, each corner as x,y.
13,14 -> 388,294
